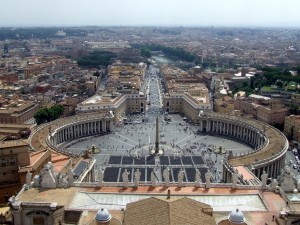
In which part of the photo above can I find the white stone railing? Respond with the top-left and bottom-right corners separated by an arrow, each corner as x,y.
71,181 -> 262,189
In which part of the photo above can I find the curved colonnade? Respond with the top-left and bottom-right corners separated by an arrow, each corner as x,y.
49,116 -> 113,148
29,112 -> 114,156
29,111 -> 288,183
198,112 -> 288,180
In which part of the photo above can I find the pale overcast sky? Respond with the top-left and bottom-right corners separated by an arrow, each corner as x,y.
1,0 -> 299,27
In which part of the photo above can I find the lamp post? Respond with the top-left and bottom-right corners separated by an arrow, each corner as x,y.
138,138 -> 141,148
172,139 -> 175,148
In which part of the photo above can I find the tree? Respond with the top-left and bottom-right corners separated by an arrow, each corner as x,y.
34,105 -> 64,125
34,108 -> 50,125
131,43 -> 196,62
77,51 -> 116,68
250,77 -> 254,89
275,79 -> 283,88
141,48 -> 151,58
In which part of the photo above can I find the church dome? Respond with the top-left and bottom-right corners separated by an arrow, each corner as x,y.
95,208 -> 111,223
228,209 -> 245,224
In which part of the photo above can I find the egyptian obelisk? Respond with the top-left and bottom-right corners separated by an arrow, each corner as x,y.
155,116 -> 159,154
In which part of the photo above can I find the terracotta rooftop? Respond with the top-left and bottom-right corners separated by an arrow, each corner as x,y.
51,152 -> 71,173
123,197 -> 215,225
30,149 -> 50,166
234,166 -> 256,181
19,149 -> 50,173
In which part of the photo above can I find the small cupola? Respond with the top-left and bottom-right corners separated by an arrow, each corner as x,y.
228,208 -> 245,225
95,208 -> 112,225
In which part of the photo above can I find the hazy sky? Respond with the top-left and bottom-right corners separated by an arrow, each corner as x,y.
1,0 -> 300,27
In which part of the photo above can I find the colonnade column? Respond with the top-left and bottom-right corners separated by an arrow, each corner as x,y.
102,120 -> 106,133
200,120 -> 203,132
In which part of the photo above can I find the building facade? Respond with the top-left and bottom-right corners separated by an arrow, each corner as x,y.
75,94 -> 146,122
284,115 -> 300,141
234,94 -> 289,125
163,92 -> 211,122
0,140 -> 30,203
0,101 -> 40,124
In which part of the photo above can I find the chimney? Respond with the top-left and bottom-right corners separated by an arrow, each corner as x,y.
167,189 -> 171,199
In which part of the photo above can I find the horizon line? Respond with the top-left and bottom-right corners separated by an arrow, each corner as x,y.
0,24 -> 300,29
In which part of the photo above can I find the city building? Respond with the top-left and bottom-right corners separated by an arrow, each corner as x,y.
75,93 -> 146,122
284,115 -> 300,142
234,94 -> 289,125
0,140 -> 30,203
0,123 -> 32,140
35,82 -> 51,93
291,92 -> 300,106
107,63 -> 146,94
214,96 -> 234,114
0,99 -> 40,124
260,87 -> 292,105
163,92 -> 211,121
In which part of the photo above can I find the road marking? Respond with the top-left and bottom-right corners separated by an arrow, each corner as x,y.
109,136 -> 135,147
175,134 -> 194,145
114,133 -> 138,145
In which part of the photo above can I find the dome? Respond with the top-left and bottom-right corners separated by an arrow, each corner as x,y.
228,209 -> 245,224
95,208 -> 112,223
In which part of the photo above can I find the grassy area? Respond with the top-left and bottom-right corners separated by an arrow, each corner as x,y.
287,82 -> 297,91
261,86 -> 274,91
